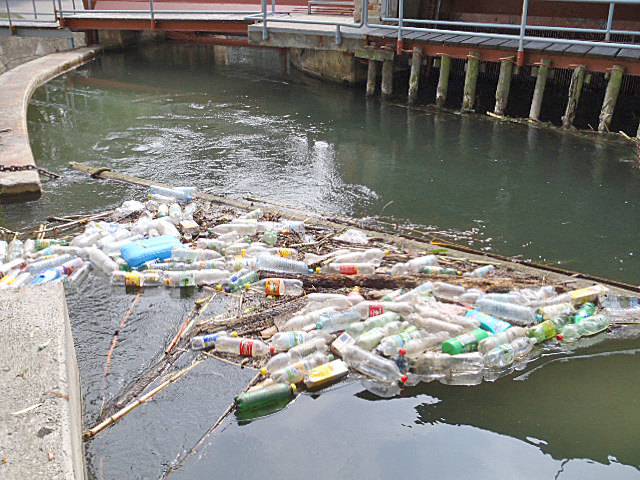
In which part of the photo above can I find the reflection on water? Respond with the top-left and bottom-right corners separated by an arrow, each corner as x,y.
10,43 -> 640,478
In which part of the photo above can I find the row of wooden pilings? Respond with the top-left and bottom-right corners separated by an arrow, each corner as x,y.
355,47 -> 633,136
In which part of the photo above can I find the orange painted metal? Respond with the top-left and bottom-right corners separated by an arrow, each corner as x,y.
60,16 -> 249,34
166,31 -> 278,47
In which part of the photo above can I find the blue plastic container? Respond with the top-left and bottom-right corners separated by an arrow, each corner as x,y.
466,309 -> 512,334
121,235 -> 181,268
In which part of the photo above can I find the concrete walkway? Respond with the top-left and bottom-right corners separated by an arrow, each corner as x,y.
0,282 -> 84,479
0,46 -> 101,200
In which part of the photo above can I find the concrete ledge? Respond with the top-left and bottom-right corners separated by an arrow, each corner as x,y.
0,282 -> 85,479
0,46 -> 102,200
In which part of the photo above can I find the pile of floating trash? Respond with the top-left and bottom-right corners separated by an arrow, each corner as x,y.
2,185 -> 639,415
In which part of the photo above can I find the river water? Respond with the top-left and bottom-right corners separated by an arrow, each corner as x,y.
6,43 -> 640,478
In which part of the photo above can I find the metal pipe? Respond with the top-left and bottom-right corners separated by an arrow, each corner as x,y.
517,0 -> 530,59
32,0 -> 37,19
335,24 -> 341,45
5,0 -> 12,29
397,0 -> 403,43
57,0 -> 62,20
247,0 -> 367,30
605,2 -> 615,40
272,0 -> 275,13
261,0 -> 268,40
63,9 -> 261,14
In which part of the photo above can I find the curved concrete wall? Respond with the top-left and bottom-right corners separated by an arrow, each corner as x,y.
0,46 -> 102,199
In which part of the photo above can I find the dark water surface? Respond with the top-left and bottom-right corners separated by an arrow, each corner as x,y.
7,43 -> 640,478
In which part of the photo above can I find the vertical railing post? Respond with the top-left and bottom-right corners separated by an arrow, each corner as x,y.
150,0 -> 155,21
262,0 -> 269,40
57,0 -> 62,19
272,0 -> 275,13
605,2 -> 615,41
396,0 -> 403,55
32,0 -> 38,19
5,0 -> 13,30
517,0 -> 530,66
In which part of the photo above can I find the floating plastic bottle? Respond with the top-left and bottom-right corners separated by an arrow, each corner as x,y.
235,383 -> 296,411
332,248 -> 386,265
410,316 -> 465,335
30,268 -> 62,285
343,345 -> 408,383
380,288 -> 406,302
528,319 -> 557,344
112,270 -> 164,287
396,281 -> 434,303
432,282 -> 466,300
227,271 -> 260,292
304,249 -> 351,264
536,302 -> 575,322
210,223 -> 257,236
377,325 -> 424,356
86,247 -> 118,274
476,298 -> 537,324
465,309 -> 512,334
442,328 -> 490,355
65,262 -> 93,289
413,352 -> 485,385
403,331 -> 451,358
149,185 -> 194,202
321,263 -> 376,275
282,306 -> 337,331
270,331 -> 308,352
11,271 -> 35,289
463,265 -> 495,278
103,235 -> 144,256
478,326 -> 527,354
355,320 -> 409,350
484,337 -> 536,368
391,255 -> 439,275
559,314 -> 610,342
157,203 -> 169,218
240,208 -> 263,219
260,230 -> 277,246
7,239 -> 25,261
26,254 -> 73,273
279,220 -> 305,234
345,312 -> 400,337
214,336 -> 270,357
316,309 -> 362,333
269,352 -> 332,384
421,266 -> 459,275
191,331 -> 228,350
172,247 -> 221,263
197,238 -> 228,254
253,278 -> 304,296
56,257 -> 84,275
266,337 -> 329,373
351,301 -> 414,319
256,254 -> 309,274
573,302 -> 596,322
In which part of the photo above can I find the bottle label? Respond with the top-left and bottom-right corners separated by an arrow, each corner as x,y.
369,302 -> 385,317
125,273 -> 142,287
239,340 -> 254,356
340,265 -> 358,275
265,278 -> 284,296
285,364 -> 304,383
539,320 -> 556,339
288,332 -> 304,347
457,332 -> 478,352
279,249 -> 292,258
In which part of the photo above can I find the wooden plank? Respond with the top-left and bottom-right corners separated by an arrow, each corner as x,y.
354,47 -> 394,62
587,46 -> 620,58
365,28 -> 390,38
412,32 -> 445,42
430,33 -> 458,43
544,42 -> 571,52
402,31 -> 429,40
616,48 -> 640,60
525,41 -> 553,50
444,35 -> 472,44
481,37 -> 510,47
459,36 -> 491,46
498,39 -> 520,49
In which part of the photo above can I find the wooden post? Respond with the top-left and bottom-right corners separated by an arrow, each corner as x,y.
407,48 -> 423,105
598,65 -> 624,132
562,65 -> 586,129
529,59 -> 550,121
435,55 -> 451,108
381,59 -> 394,99
461,51 -> 480,112
366,59 -> 380,97
637,122 -> 640,139
493,58 -> 514,115
279,48 -> 290,76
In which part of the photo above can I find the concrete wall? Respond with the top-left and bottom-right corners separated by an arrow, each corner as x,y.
289,48 -> 367,85
0,282 -> 85,479
0,33 -> 87,75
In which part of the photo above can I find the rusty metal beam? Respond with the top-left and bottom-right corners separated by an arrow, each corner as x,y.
60,17 -> 249,35
166,31 -> 277,48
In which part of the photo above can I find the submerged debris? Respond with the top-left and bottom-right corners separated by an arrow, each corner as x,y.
2,185 -> 639,427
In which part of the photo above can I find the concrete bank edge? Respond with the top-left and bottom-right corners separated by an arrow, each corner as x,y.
0,46 -> 103,199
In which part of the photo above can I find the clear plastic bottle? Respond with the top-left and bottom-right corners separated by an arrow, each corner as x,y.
26,254 -> 73,273
190,331 -> 228,350
64,261 -> 93,289
421,266 -> 459,275
253,278 -> 304,296
226,271 -> 259,292
527,319 -> 557,343
478,326 -> 527,354
332,248 -> 386,265
168,204 -> 183,225
413,351 -> 484,380
214,335 -> 270,357
536,302 -> 575,322
316,309 -> 362,333
256,254 -> 309,274
351,301 -> 414,319
302,295 -> 353,313
321,263 -> 376,275
193,269 -> 230,285
112,270 -> 164,287
390,255 -> 439,275
103,234 -> 144,256
355,320 -> 409,350
260,230 -> 278,246
149,185 -> 194,202
240,208 -> 263,219
343,345 -> 408,383
573,302 -> 597,322
476,298 -> 537,324
270,331 -> 308,351
172,247 -> 221,263
11,271 -> 35,288
71,230 -> 105,248
304,249 -> 351,264
484,337 -> 536,368
269,352 -> 332,384
377,326 -> 424,356
86,247 -> 118,274
345,312 -> 400,337
157,203 -> 169,218
196,238 -> 228,254
266,337 -> 329,373
0,240 -> 8,262
432,281 -> 466,298
23,239 -> 35,256
210,223 -> 258,236
403,331 -> 450,357
464,265 -> 495,278
0,270 -> 20,288
279,220 -> 305,234
282,306 -> 337,331
7,239 -> 25,262
396,281 -> 435,303
559,314 -> 610,342
56,257 -> 84,275
410,316 -> 465,335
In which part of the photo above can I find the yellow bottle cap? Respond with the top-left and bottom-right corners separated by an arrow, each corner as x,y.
385,250 -> 391,255
260,367 -> 268,376
315,267 -> 321,274
291,384 -> 298,394
216,284 -> 222,291
231,331 -> 238,337
241,249 -> 247,255
245,283 -> 250,290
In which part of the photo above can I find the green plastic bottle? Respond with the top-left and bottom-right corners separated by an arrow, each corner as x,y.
228,271 -> 259,292
261,230 -> 278,246
235,383 -> 297,411
573,302 -> 596,322
421,266 -> 459,275
442,328 -> 490,355
528,319 -> 557,344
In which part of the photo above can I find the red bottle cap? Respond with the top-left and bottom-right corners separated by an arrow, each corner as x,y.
401,374 -> 408,383
269,345 -> 275,354
556,334 -> 564,341
399,348 -> 407,356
